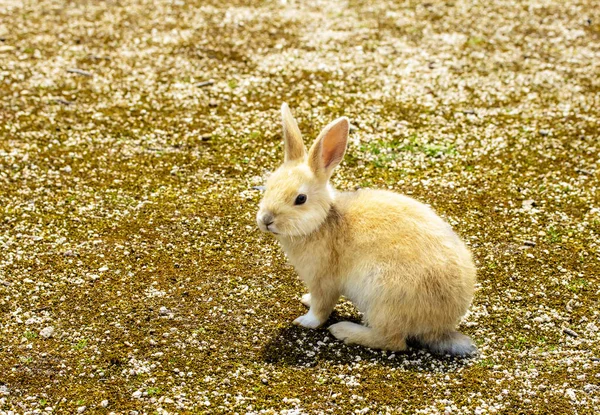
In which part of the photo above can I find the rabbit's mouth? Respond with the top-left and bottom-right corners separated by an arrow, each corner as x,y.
257,220 -> 279,235
265,224 -> 279,235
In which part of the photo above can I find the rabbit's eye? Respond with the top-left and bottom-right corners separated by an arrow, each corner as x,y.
294,194 -> 307,205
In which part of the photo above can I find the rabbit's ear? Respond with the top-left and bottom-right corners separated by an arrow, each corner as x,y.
308,117 -> 349,178
281,103 -> 306,162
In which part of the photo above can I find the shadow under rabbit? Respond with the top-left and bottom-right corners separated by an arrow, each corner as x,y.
260,311 -> 476,371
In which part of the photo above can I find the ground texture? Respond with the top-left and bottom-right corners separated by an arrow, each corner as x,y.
1,0 -> 599,413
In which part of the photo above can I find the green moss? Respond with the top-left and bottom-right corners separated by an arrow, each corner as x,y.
568,278 -> 589,293
74,339 -> 88,351
24,330 -> 38,340
146,387 -> 161,396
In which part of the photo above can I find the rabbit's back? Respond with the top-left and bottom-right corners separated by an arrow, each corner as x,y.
337,188 -> 467,257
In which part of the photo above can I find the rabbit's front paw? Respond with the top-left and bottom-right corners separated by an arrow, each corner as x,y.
293,309 -> 322,328
300,293 -> 311,307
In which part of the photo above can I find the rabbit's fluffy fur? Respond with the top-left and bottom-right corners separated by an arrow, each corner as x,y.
257,103 -> 477,356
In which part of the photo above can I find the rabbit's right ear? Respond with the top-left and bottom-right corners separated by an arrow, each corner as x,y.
281,103 -> 306,162
307,117 -> 349,179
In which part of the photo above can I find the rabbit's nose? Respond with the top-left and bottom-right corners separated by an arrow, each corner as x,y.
261,213 -> 274,227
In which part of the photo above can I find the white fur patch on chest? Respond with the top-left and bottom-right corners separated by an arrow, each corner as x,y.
279,241 -> 319,282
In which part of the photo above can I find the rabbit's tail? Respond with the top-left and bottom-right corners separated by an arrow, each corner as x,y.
419,331 -> 477,356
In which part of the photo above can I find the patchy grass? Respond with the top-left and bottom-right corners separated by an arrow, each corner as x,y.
0,0 -> 599,414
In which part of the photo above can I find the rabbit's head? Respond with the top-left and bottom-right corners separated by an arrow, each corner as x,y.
256,103 -> 349,237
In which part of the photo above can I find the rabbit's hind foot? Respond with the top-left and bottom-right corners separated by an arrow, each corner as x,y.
328,321 -> 407,351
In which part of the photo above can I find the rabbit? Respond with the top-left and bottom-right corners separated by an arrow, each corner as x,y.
256,103 -> 477,356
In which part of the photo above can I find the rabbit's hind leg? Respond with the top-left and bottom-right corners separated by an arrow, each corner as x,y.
328,321 -> 407,351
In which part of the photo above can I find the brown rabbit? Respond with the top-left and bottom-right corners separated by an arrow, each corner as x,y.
256,103 -> 477,355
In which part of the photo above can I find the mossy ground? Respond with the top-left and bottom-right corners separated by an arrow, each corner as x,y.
0,0 -> 599,414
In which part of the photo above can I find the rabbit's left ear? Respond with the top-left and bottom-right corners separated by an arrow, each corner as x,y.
281,103 -> 306,162
308,117 -> 349,179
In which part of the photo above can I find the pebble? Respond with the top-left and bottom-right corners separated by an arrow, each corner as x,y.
77,406 -> 86,413
40,326 -> 55,339
101,400 -> 109,408
159,306 -> 170,316
132,390 -> 142,399
522,199 -> 536,210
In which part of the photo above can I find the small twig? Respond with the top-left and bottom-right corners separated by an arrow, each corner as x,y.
563,328 -> 579,338
53,98 -> 73,106
88,55 -> 110,61
575,168 -> 593,176
195,80 -> 214,88
66,68 -> 93,77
